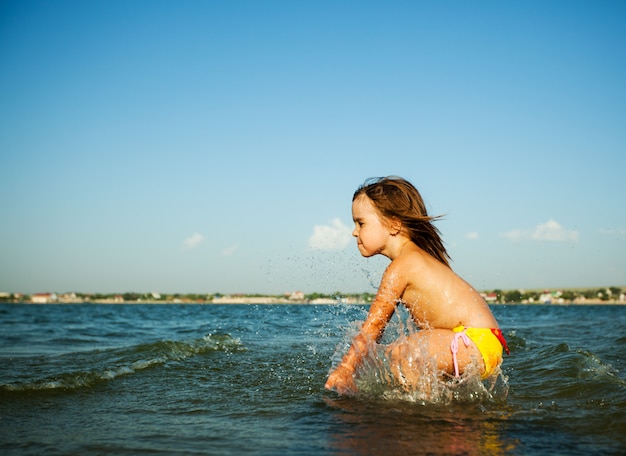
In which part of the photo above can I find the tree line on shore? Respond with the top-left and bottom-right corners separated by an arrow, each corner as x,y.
490,286 -> 623,304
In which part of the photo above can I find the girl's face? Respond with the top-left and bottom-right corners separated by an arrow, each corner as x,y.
351,195 -> 393,257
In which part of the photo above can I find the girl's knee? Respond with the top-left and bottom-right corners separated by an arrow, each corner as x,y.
386,343 -> 404,364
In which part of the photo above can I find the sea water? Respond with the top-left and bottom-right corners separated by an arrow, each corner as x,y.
1,303 -> 624,455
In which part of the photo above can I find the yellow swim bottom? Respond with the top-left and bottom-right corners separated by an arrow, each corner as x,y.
451,326 -> 508,379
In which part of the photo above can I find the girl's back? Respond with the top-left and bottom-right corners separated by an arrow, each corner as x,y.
390,243 -> 499,330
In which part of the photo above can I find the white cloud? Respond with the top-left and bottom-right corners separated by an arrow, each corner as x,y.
308,218 -> 352,251
599,227 -> 626,238
465,232 -> 479,240
222,244 -> 239,256
182,233 -> 204,250
501,219 -> 578,243
532,219 -> 578,242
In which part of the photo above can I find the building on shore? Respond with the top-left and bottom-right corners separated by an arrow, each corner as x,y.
31,293 -> 58,304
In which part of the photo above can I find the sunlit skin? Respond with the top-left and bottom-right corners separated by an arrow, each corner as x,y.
325,194 -> 499,394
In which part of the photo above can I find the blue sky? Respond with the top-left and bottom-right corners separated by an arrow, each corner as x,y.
1,0 -> 625,295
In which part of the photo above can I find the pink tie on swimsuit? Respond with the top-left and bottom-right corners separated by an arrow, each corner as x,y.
450,329 -> 471,377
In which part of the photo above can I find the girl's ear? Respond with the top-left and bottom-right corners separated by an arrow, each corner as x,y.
389,217 -> 402,235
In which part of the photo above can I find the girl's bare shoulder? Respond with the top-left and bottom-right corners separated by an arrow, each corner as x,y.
396,245 -> 445,278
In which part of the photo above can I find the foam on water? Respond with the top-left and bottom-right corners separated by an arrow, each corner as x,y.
1,333 -> 243,392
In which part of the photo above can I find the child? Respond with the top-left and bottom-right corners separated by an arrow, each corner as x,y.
324,176 -> 509,395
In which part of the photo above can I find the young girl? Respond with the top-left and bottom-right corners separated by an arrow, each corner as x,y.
325,176 -> 508,395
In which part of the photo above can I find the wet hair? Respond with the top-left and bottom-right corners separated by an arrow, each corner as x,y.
353,176 -> 450,267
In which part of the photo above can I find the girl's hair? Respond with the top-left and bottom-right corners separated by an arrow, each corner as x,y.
353,176 -> 451,267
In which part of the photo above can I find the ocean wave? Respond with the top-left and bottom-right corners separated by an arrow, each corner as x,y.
518,342 -> 621,382
0,333 -> 243,393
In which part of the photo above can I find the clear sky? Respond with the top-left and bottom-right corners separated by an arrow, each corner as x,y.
1,0 -> 625,295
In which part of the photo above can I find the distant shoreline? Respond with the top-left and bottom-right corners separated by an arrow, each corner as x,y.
4,300 -> 625,306
3,285 -> 625,307
3,287 -> 625,305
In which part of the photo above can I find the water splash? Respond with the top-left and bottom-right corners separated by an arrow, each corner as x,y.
360,267 -> 380,292
330,308 -> 509,405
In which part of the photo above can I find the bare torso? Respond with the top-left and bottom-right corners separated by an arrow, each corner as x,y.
382,243 -> 498,330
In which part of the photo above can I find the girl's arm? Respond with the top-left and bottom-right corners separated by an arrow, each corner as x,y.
325,264 -> 406,393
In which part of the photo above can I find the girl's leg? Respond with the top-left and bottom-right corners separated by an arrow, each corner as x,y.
386,329 -> 483,389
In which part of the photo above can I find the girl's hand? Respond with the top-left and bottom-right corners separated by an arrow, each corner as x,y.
325,364 -> 357,395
